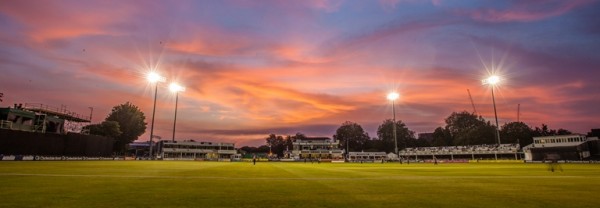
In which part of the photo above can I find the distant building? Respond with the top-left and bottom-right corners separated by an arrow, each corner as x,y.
128,141 -> 152,157
291,137 -> 343,160
158,140 -> 238,161
400,144 -> 521,160
523,134 -> 600,161
588,129 -> 600,138
348,151 -> 387,162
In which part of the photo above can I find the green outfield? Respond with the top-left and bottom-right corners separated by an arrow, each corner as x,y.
1,161 -> 599,207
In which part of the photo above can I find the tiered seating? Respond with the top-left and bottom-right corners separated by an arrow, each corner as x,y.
401,143 -> 520,154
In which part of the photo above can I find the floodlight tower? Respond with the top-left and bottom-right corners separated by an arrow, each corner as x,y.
147,72 -> 165,159
482,75 -> 501,145
387,92 -> 400,160
169,83 -> 185,143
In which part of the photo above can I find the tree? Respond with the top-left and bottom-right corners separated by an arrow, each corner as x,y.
363,137 -> 384,152
85,121 -> 122,139
291,132 -> 307,141
377,119 -> 415,153
333,121 -> 370,153
500,122 -> 533,147
283,135 -> 294,152
431,127 -> 452,147
239,146 -> 257,154
533,124 -> 551,137
256,145 -> 270,153
532,124 -> 573,137
444,111 -> 495,145
239,145 -> 270,155
414,137 -> 432,147
106,102 -> 147,153
265,134 -> 286,157
556,128 -> 573,135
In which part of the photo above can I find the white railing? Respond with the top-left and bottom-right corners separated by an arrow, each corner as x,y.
23,103 -> 91,121
299,150 -> 344,154
162,148 -> 237,154
0,120 -> 12,129
217,150 -> 237,154
294,142 -> 339,145
400,144 -> 521,155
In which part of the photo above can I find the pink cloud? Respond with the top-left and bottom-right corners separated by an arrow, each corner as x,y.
462,0 -> 593,22
165,24 -> 256,56
379,0 -> 443,11
307,0 -> 344,12
0,0 -> 140,42
232,0 -> 343,12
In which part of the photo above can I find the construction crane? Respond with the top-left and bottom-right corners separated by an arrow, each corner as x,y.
517,104 -> 520,122
467,89 -> 477,114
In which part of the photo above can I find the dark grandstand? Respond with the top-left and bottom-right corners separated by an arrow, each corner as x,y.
0,104 -> 113,157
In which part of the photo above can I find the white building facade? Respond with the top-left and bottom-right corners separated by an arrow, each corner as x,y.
523,134 -> 598,161
158,140 -> 238,161
291,137 -> 343,160
348,152 -> 387,162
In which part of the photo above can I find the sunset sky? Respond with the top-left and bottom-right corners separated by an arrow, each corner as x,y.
1,0 -> 599,146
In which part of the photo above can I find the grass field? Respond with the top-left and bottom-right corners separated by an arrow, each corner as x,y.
1,161 -> 599,207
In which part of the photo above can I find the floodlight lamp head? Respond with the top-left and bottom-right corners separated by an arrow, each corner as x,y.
147,72 -> 165,83
169,83 -> 186,92
387,92 -> 399,101
482,75 -> 500,85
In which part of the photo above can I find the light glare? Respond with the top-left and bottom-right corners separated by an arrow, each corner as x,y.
482,75 -> 501,85
387,92 -> 399,101
147,72 -> 165,83
169,83 -> 186,92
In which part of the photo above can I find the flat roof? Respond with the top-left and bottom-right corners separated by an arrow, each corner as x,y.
298,137 -> 331,140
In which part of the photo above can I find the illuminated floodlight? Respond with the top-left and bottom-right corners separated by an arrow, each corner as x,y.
482,75 -> 500,85
147,71 -> 165,160
386,91 -> 400,162
481,75 -> 502,145
147,72 -> 166,83
387,92 -> 400,101
169,83 -> 186,93
169,82 -> 185,143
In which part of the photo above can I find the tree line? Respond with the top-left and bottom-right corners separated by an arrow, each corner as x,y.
256,111 -> 577,157
84,102 -> 582,156
240,133 -> 306,156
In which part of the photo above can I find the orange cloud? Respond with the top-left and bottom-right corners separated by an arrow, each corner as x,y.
0,0 -> 138,42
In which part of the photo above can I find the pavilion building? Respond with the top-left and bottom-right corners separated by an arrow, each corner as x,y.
291,137 -> 343,160
158,140 -> 238,161
523,134 -> 600,161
